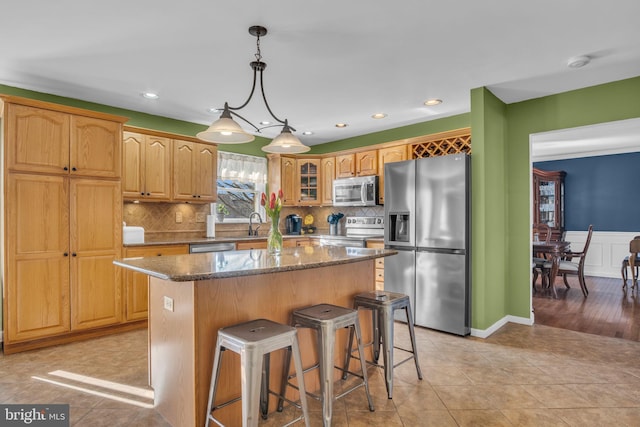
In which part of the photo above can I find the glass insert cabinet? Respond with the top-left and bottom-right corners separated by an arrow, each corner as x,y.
532,167 -> 566,241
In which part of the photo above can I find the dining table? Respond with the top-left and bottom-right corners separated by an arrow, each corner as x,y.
533,240 -> 571,298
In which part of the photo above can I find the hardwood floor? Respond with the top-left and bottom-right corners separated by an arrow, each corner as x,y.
533,274 -> 640,342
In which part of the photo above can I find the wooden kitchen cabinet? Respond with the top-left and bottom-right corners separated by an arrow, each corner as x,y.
296,158 -> 321,205
280,156 -> 297,206
2,95 -> 129,353
5,175 -> 123,339
123,244 -> 189,321
355,150 -> 378,176
123,131 -> 172,200
335,150 -> 377,178
5,174 -> 71,342
321,157 -> 336,205
336,153 -> 355,178
172,139 -> 217,202
236,240 -> 268,250
377,145 -> 408,204
5,102 -> 122,178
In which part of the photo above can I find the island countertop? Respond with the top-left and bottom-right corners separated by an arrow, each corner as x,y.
114,245 -> 397,281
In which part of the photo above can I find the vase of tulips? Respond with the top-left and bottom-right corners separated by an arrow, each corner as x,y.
261,189 -> 284,255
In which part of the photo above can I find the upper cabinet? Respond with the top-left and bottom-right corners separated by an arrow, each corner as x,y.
355,150 -> 378,176
6,102 -> 122,178
336,150 -> 378,178
123,131 -> 172,200
336,154 -> 355,178
320,157 -> 336,205
532,168 -> 566,241
280,156 -> 297,206
267,128 -> 470,207
172,139 -> 217,202
377,145 -> 408,204
296,158 -> 321,206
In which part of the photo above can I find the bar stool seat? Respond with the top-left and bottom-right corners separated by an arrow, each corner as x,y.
205,318 -> 310,427
279,303 -> 374,427
344,290 -> 423,399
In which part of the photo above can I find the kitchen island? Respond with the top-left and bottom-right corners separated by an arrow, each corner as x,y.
114,245 -> 396,427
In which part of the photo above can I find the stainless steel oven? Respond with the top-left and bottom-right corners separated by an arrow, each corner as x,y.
316,216 -> 384,247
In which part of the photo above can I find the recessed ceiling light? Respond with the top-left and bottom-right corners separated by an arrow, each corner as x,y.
567,55 -> 590,68
260,121 -> 272,126
207,107 -> 221,114
424,98 -> 442,106
302,131 -> 314,136
335,123 -> 348,128
371,113 -> 387,119
142,92 -> 159,100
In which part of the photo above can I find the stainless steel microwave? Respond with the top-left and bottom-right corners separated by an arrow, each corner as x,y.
332,175 -> 379,206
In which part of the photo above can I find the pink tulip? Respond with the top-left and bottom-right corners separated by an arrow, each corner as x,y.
278,189 -> 284,200
260,192 -> 267,206
270,192 -> 276,209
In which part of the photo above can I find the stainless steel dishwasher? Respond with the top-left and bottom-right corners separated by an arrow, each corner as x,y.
189,242 -> 236,253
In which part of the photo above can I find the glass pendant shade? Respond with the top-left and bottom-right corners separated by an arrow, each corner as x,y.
197,116 -> 255,144
261,126 -> 310,154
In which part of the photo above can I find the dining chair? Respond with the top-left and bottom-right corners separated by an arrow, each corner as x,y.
532,223 -> 552,293
543,224 -> 593,297
622,236 -> 640,288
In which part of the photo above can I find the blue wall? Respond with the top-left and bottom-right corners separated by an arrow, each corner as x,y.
534,152 -> 640,232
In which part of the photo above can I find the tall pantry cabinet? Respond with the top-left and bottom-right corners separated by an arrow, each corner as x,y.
2,96 -> 128,353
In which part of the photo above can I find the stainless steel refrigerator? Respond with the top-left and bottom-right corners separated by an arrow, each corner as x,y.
384,153 -> 470,336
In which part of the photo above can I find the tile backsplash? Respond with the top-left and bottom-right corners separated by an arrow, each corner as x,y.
123,202 -> 384,238
123,202 -> 211,234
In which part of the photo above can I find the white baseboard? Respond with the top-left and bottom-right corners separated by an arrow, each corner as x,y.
470,314 -> 533,339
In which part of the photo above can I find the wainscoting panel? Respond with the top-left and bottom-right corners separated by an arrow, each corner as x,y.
564,231 -> 640,278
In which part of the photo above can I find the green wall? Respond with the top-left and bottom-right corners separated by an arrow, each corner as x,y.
469,87 -> 509,330
504,75 -> 640,320
308,113 -> 471,154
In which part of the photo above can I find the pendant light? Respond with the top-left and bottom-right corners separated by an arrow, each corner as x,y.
197,26 -> 309,153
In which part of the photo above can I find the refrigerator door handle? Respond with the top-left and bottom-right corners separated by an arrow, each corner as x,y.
417,247 -> 466,255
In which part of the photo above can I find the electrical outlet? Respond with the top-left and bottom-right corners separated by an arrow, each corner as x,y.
163,296 -> 174,312
175,212 -> 183,223
196,213 -> 206,223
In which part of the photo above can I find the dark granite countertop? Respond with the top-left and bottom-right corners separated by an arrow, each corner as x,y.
124,234 -> 313,247
114,246 -> 397,281
124,233 -> 384,247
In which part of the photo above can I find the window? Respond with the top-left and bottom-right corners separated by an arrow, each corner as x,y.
216,152 -> 267,221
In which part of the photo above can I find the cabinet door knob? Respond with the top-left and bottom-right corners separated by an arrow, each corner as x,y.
63,252 -> 69,257
146,192 -> 150,196
63,166 -> 69,171
71,167 -> 77,171
141,192 -> 145,195
72,253 -> 77,257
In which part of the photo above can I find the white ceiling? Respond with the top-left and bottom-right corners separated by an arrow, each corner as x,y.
2,1 -> 640,147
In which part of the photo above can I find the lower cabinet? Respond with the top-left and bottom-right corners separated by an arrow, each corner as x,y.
236,240 -> 268,250
123,244 -> 189,321
366,241 -> 385,290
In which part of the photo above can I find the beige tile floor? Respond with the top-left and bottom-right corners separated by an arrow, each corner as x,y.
2,322 -> 640,426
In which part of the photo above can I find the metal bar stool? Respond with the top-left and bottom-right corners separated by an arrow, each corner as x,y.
205,318 -> 310,427
278,303 -> 374,427
344,290 -> 423,399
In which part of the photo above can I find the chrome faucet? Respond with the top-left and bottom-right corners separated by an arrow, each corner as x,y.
248,212 -> 263,236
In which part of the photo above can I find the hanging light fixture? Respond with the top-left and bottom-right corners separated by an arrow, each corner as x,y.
197,26 -> 310,154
